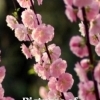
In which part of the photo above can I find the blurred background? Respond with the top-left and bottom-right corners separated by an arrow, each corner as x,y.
0,0 -> 80,99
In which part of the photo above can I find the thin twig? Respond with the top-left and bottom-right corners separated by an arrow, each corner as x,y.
45,43 -> 52,63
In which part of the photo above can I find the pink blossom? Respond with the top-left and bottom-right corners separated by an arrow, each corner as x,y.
74,62 -> 88,82
96,0 -> 100,7
39,86 -> 48,99
0,84 -> 4,99
37,0 -> 43,5
98,83 -> 100,97
56,73 -> 74,92
32,24 -> 54,44
50,58 -> 67,78
16,0 -> 32,8
15,24 -> 29,41
48,77 -> 57,92
6,15 -> 18,30
30,45 -> 42,62
42,63 -> 51,80
89,33 -> 99,46
86,92 -> 96,100
37,14 -> 42,24
0,66 -> 6,83
65,5 -> 77,22
64,92 -> 75,100
89,14 -> 100,35
21,9 -> 38,29
3,97 -> 15,100
30,42 -> 44,62
47,90 -> 60,99
80,59 -> 90,71
34,63 -> 43,76
20,44 -> 32,59
78,81 -> 96,100
95,42 -> 100,56
34,63 -> 51,80
86,1 -> 99,21
48,44 -> 61,60
42,44 -> 61,62
77,9 -> 83,21
77,1 -> 99,21
94,62 -> 100,83
63,0 -> 73,5
69,36 -> 88,58
73,0 -> 93,8
34,63 -> 50,80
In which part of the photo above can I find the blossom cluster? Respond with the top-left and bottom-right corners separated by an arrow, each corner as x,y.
0,51 -> 14,100
63,0 -> 100,100
5,0 -> 100,99
6,0 -> 74,99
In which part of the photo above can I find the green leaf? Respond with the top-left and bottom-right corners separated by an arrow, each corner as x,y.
16,8 -> 20,12
28,68 -> 37,75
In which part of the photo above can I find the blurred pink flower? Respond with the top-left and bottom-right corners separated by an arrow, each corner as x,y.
21,44 -> 32,59
78,81 -> 96,100
50,58 -> 67,78
86,1 -> 99,21
21,9 -> 38,29
32,24 -> 54,44
69,36 -> 88,58
63,0 -> 73,6
3,97 -> 15,100
94,62 -> 100,83
56,73 -> 74,92
77,1 -> 99,21
80,59 -> 90,71
15,24 -> 29,41
89,14 -> 100,35
42,44 -> 61,62
64,92 -> 75,100
6,15 -> 18,30
34,63 -> 51,80
37,0 -> 43,5
65,5 -> 77,22
39,86 -> 48,99
47,90 -> 60,99
0,84 -> 4,99
48,77 -> 57,92
16,0 -> 32,8
74,62 -> 88,82
0,66 -> 6,83
73,0 -> 93,8
95,42 -> 100,56
89,33 -> 99,46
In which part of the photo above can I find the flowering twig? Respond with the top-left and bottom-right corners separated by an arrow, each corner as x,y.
12,0 -> 34,45
30,0 -> 52,63
82,7 -> 100,100
30,0 -> 65,99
